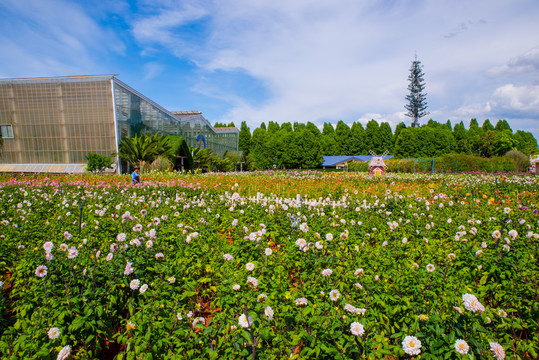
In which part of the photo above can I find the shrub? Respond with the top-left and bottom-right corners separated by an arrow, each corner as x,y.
348,161 -> 369,172
385,159 -> 416,173
150,156 -> 174,172
505,150 -> 529,172
85,153 -> 113,173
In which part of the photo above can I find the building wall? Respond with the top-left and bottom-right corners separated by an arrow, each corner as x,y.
0,76 -> 116,170
173,112 -> 239,157
0,75 -> 239,173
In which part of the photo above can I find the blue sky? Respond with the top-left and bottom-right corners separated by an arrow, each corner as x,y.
1,0 -> 539,140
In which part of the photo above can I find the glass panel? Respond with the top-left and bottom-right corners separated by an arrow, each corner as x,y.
0,76 -> 116,165
0,125 -> 14,138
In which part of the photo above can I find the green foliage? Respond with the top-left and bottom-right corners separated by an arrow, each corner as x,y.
322,122 -> 335,136
394,127 -> 456,158
85,153 -> 113,173
119,133 -> 173,169
350,122 -> 366,155
213,122 -> 235,128
505,150 -> 529,172
191,147 -> 220,171
230,118 -> 537,169
267,121 -> 280,133
495,119 -> 512,133
347,160 -> 369,172
305,122 -> 321,137
482,119 -> 495,132
379,122 -> 393,153
150,155 -> 174,172
168,136 -> 193,171
238,121 -> 252,155
386,154 -> 520,173
393,122 -> 407,144
281,122 -> 293,132
364,120 -> 381,153
480,130 -> 518,157
514,130 -> 539,155
335,120 -> 352,155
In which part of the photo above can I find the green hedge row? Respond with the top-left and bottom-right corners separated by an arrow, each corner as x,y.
348,153 -> 531,174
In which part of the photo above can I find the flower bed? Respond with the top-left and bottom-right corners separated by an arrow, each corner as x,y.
0,172 -> 538,359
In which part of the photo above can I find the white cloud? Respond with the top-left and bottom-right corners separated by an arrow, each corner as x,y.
127,0 -> 539,140
487,46 -> 539,77
491,84 -> 539,115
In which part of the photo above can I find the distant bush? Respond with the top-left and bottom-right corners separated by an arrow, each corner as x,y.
150,156 -> 174,172
384,154 -> 518,173
491,156 -> 517,172
348,161 -> 369,172
385,159 -> 418,173
85,153 -> 113,173
505,150 -> 529,172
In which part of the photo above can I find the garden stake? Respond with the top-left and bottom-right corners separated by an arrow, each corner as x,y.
496,217 -> 509,249
78,199 -> 85,235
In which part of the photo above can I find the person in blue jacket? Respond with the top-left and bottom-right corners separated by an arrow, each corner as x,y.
132,166 -> 140,184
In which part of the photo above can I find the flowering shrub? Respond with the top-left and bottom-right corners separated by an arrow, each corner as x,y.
0,172 -> 538,359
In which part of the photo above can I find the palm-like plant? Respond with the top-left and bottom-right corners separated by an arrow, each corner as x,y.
191,147 -> 220,171
119,133 -> 173,168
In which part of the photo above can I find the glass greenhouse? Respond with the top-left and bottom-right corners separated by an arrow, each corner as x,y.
0,75 -> 238,173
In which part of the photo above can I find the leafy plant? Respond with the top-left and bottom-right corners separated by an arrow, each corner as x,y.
85,153 -> 113,173
119,133 -> 172,169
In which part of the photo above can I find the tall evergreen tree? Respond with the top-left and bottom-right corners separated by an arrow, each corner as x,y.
445,120 -> 452,132
293,122 -> 306,132
379,122 -> 394,152
494,119 -> 513,133
306,122 -> 321,136
514,130 -> 539,154
238,121 -> 252,155
322,122 -> 335,136
404,57 -> 429,127
320,134 -> 338,155
267,121 -> 280,133
453,121 -> 469,154
335,120 -> 352,155
281,122 -> 293,132
482,119 -> 494,132
364,120 -> 381,153
394,122 -> 407,144
350,122 -> 366,154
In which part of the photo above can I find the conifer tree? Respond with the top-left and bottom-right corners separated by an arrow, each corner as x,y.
404,57 -> 429,127
238,121 -> 252,155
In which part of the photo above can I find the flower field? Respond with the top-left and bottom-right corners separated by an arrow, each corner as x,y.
0,171 -> 538,359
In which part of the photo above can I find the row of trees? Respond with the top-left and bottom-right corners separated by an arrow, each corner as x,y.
235,118 -> 538,168
87,119 -> 537,173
